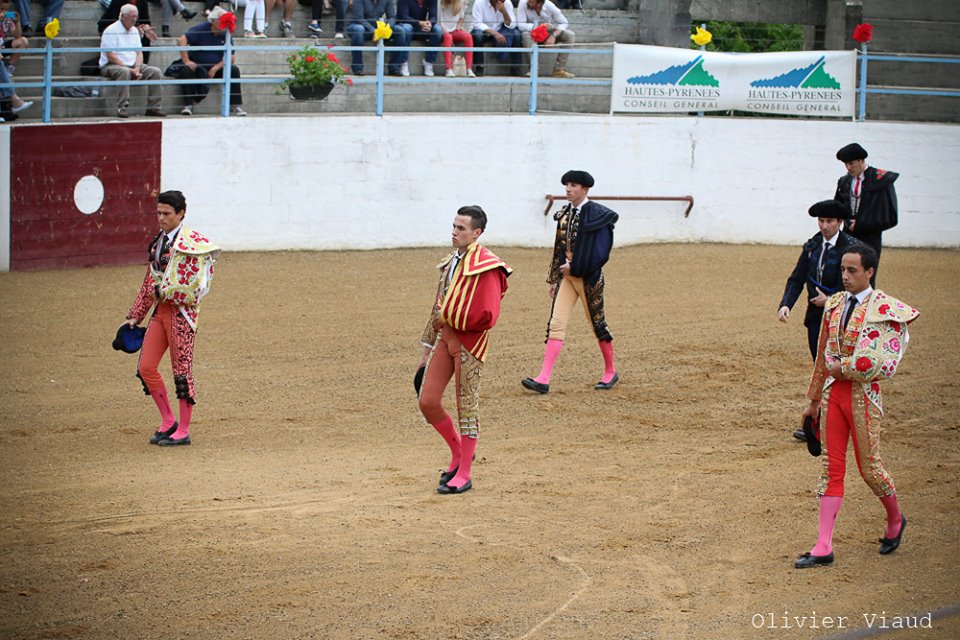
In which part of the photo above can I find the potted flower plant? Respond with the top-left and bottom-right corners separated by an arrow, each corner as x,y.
280,45 -> 352,100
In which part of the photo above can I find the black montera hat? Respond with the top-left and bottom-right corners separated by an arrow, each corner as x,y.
836,143 -> 868,162
809,200 -> 851,220
112,324 -> 146,354
561,170 -> 595,188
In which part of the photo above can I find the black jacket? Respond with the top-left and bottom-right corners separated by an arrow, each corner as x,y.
779,230 -> 858,327
548,200 -> 619,286
834,166 -> 899,251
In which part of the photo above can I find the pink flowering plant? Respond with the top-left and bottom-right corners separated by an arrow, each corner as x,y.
279,44 -> 352,92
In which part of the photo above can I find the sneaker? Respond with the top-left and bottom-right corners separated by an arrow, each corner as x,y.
281,20 -> 294,37
5,63 -> 14,75
334,32 -> 344,39
467,68 -> 477,78
423,61 -> 434,77
308,21 -> 323,35
552,68 -> 575,79
161,25 -> 171,37
231,105 -> 247,116
400,61 -> 410,77
116,106 -> 129,118
445,68 -> 455,77
244,30 -> 256,37
254,31 -> 267,38
180,104 -> 193,115
180,7 -> 196,20
11,100 -> 33,113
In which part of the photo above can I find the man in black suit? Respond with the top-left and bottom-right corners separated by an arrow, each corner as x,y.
834,143 -> 899,286
779,200 -> 859,441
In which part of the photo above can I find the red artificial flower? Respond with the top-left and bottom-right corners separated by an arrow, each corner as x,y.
218,11 -> 237,34
855,356 -> 873,372
853,23 -> 873,43
531,24 -> 550,45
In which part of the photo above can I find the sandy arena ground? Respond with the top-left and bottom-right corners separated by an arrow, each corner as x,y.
1,244 -> 959,640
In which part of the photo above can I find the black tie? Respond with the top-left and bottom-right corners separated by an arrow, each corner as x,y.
842,295 -> 858,330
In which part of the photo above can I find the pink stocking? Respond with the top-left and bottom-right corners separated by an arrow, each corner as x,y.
171,399 -> 193,440
150,388 -> 176,430
598,340 -> 616,383
447,435 -> 477,489
534,339 -> 563,384
879,494 -> 902,539
811,495 -> 843,556
431,415 -> 462,473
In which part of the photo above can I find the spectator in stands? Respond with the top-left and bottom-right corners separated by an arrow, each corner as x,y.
471,0 -> 521,77
12,0 -> 61,38
243,0 -> 267,37
308,0 -> 348,39
99,0 -> 157,64
397,0 -> 442,76
0,0 -> 27,75
516,0 -> 575,78
347,0 -> 410,76
175,6 -> 247,116
158,0 -> 198,38
99,3 -> 166,118
438,0 -> 473,77
264,0 -> 296,36
0,57 -> 32,119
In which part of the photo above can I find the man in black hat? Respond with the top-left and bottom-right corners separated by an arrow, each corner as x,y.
778,200 -> 859,441
833,143 -> 899,285
522,170 -> 620,394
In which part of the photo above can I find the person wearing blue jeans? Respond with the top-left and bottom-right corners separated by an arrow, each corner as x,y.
347,0 -> 409,76
14,0 -> 63,35
470,0 -> 521,76
397,0 -> 442,76
308,0 -> 348,38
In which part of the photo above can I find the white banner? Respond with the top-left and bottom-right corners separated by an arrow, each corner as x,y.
611,45 -> 856,117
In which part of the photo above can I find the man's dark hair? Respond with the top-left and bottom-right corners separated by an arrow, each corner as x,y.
843,243 -> 878,272
457,205 -> 487,231
158,190 -> 187,213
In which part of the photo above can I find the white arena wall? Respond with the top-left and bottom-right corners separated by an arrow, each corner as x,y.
161,114 -> 959,251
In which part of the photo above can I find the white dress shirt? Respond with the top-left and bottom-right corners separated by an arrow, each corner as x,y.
471,0 -> 516,32
515,0 -> 568,32
99,20 -> 142,68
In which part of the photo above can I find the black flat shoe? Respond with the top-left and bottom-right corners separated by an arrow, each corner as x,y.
794,552 -> 834,568
437,479 -> 472,494
149,421 -> 178,445
439,467 -> 458,486
594,372 -> 619,390
521,377 -> 549,394
157,434 -> 191,446
879,514 -> 906,555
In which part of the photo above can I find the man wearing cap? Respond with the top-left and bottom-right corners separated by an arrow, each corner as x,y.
522,170 -> 619,394
124,190 -> 221,446
833,143 -> 899,285
794,244 -> 918,569
779,200 -> 859,441
417,205 -> 512,494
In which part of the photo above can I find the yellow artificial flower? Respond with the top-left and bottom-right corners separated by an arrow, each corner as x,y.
44,17 -> 60,39
373,20 -> 392,42
690,26 -> 712,46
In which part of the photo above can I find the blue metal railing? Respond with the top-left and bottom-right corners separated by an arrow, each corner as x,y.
855,49 -> 960,121
0,37 -> 613,121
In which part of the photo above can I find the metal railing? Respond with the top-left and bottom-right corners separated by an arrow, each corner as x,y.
855,49 -> 960,121
0,37 -> 613,121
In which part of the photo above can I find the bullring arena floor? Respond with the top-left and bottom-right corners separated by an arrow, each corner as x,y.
1,243 -> 958,639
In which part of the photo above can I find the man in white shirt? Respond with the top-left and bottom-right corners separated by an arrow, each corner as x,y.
470,0 -> 521,76
100,3 -> 166,118
516,0 -> 575,78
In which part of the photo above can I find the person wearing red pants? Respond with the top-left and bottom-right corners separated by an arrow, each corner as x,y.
522,170 -> 619,394
795,244 -> 918,568
125,190 -> 221,447
417,205 -> 512,494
